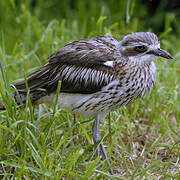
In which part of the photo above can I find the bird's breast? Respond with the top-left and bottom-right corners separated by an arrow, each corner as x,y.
119,62 -> 156,101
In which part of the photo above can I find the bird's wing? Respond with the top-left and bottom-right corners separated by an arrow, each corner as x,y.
14,36 -> 121,94
48,36 -> 119,68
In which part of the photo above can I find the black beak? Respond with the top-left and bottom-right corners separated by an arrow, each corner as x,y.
153,48 -> 173,59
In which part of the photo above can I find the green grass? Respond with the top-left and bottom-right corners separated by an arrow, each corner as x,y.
0,0 -> 180,179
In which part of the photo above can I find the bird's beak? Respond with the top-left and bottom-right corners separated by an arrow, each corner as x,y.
153,48 -> 173,59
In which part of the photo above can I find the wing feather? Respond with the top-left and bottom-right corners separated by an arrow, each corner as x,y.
48,36 -> 120,67
14,36 -> 120,94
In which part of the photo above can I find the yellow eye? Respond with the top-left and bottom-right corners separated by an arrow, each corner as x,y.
135,45 -> 147,52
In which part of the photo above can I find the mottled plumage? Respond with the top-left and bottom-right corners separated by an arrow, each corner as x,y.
0,32 -> 172,174
14,36 -> 118,94
11,32 -> 171,116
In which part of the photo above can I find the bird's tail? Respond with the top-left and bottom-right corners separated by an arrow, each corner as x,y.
0,64 -> 52,110
0,90 -> 47,110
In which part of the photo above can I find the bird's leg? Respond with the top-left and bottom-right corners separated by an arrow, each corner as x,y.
92,115 -> 101,158
92,114 -> 113,175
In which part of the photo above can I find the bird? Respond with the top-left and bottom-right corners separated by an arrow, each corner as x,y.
0,32 -> 172,174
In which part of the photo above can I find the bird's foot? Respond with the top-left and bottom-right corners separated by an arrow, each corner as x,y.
94,142 -> 113,175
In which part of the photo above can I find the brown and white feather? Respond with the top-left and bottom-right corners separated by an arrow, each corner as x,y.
0,32 -> 170,116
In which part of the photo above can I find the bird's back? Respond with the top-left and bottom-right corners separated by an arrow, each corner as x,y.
0,35 -> 156,114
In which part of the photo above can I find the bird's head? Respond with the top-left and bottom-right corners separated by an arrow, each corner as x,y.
120,32 -> 172,63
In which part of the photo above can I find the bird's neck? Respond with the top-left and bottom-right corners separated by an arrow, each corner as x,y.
128,54 -> 158,64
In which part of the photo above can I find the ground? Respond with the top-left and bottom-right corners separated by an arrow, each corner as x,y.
0,0 -> 180,179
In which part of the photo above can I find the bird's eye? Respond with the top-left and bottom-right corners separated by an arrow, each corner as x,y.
135,45 -> 147,52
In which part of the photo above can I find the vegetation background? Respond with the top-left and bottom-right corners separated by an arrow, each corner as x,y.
0,0 -> 180,179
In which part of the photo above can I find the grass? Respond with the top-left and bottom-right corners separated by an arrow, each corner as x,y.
0,0 -> 180,179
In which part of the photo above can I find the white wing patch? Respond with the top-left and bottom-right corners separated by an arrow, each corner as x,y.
103,61 -> 114,67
